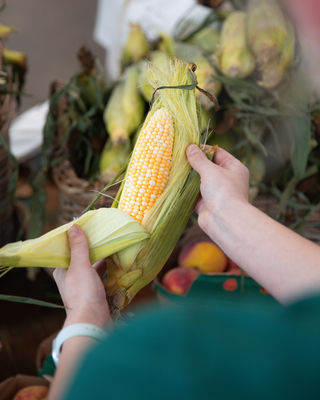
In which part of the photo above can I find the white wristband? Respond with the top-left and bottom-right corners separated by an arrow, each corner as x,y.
52,323 -> 108,367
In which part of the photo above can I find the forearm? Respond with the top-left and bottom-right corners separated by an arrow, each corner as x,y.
48,310 -> 112,400
48,335 -> 98,400
206,200 -> 320,304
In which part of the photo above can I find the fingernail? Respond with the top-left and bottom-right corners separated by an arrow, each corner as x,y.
186,144 -> 199,156
68,224 -> 78,238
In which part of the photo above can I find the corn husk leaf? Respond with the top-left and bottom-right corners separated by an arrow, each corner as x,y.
0,208 -> 149,274
0,294 -> 65,309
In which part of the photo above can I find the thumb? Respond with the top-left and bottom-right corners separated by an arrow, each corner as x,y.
67,224 -> 91,269
186,144 -> 214,176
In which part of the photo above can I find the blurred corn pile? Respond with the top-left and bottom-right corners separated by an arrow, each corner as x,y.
0,17 -> 27,247
44,0 -> 319,221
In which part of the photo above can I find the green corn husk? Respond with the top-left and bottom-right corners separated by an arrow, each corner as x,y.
2,48 -> 27,69
174,42 -> 222,109
207,131 -> 237,154
104,65 -> 145,144
0,23 -> 17,40
216,11 -> 256,78
186,26 -> 221,54
241,152 -> 266,202
104,59 -> 209,316
246,0 -> 290,68
198,105 -> 216,133
121,23 -> 149,69
138,50 -> 170,102
0,208 -> 149,275
241,153 -> 266,186
99,138 -> 132,183
257,24 -> 295,89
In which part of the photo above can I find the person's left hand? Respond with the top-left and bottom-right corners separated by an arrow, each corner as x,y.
53,224 -> 112,330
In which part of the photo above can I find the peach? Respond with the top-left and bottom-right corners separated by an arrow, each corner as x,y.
178,239 -> 228,273
13,385 -> 49,400
162,267 -> 200,295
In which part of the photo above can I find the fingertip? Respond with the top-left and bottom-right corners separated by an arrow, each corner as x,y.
68,224 -> 79,239
186,144 -> 200,158
67,224 -> 90,264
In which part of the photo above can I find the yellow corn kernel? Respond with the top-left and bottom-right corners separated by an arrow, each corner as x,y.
119,107 -> 173,222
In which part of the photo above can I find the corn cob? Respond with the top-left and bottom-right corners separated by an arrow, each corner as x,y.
0,208 -> 149,274
104,65 -> 145,144
246,0 -> 290,68
104,58 -> 212,316
216,11 -> 255,78
121,23 -> 149,70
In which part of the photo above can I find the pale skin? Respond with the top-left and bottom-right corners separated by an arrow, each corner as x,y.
187,145 -> 320,304
48,224 -> 113,400
48,144 -> 320,399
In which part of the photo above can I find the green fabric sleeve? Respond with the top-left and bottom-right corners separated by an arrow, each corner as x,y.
62,295 -> 320,400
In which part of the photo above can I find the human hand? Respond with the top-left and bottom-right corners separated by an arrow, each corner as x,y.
186,144 -> 250,237
53,224 -> 112,330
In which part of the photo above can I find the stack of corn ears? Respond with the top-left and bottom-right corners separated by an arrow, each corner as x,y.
0,59 -> 214,318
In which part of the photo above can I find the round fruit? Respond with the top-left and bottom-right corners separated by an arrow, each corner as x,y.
13,385 -> 49,400
178,240 -> 228,273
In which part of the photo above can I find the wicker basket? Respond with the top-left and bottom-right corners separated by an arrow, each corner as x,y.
0,93 -> 16,247
52,159 -> 119,225
49,80 -> 118,226
252,194 -> 320,246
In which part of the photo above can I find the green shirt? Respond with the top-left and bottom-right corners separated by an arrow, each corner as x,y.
62,295 -> 320,399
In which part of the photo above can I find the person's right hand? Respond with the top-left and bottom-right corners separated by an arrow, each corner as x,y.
186,144 -> 250,238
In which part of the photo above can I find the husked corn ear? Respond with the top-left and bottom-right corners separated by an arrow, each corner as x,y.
119,107 -> 173,222
104,65 -> 145,144
0,208 -> 149,274
216,11 -> 255,78
247,0 -> 290,68
104,58 -> 210,317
